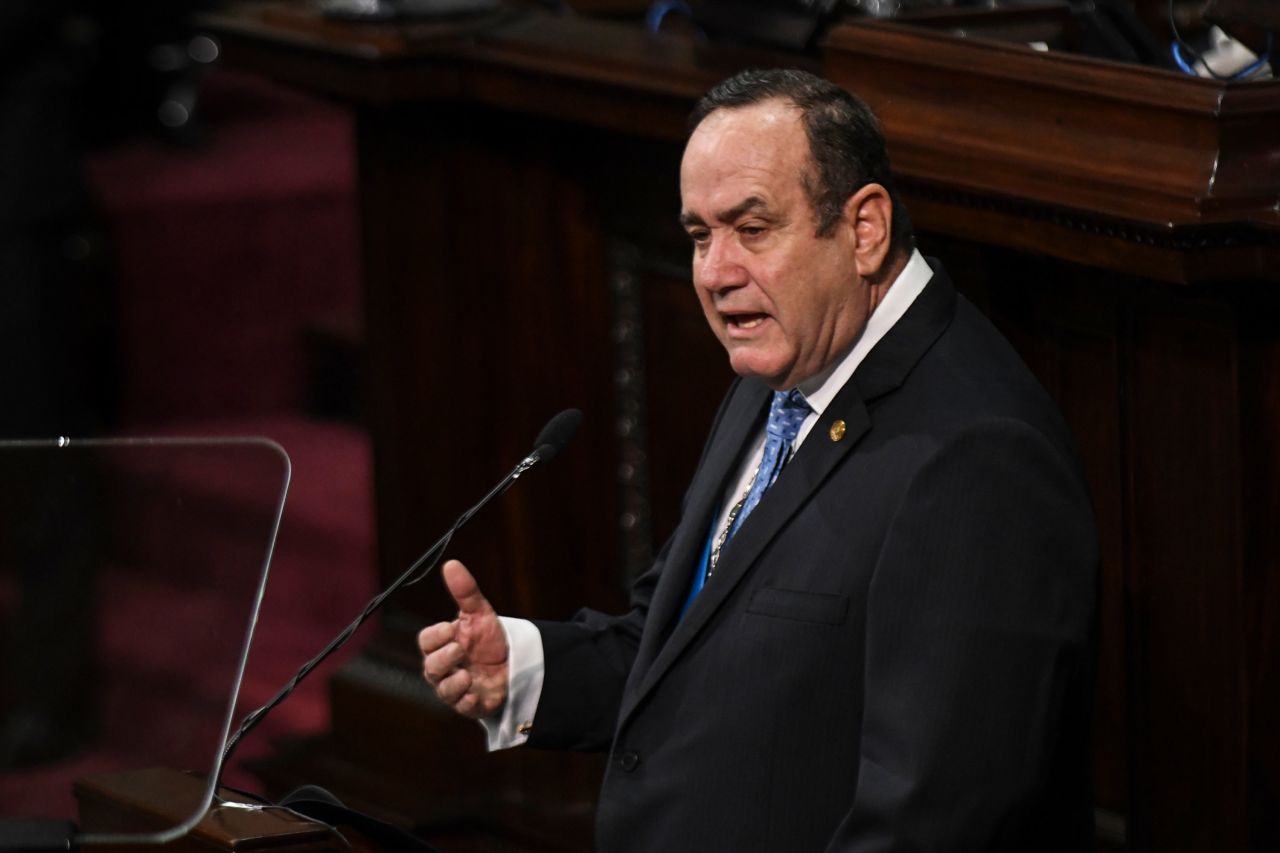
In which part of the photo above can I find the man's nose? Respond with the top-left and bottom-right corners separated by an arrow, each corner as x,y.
696,236 -> 747,293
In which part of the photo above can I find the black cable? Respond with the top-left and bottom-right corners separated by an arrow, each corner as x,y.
217,531 -> 452,771
1168,0 -> 1273,80
214,452 -> 534,781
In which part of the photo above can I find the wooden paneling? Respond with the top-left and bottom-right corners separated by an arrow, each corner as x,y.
1125,289 -> 1247,851
824,19 -> 1280,228
1231,280 -> 1280,852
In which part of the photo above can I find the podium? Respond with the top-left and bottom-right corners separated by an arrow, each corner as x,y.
199,4 -> 1280,851
74,769 -> 341,853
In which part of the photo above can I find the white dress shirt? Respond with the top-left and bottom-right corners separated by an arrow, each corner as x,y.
482,249 -> 933,750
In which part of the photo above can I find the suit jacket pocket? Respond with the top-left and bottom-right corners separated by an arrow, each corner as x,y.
747,587 -> 848,625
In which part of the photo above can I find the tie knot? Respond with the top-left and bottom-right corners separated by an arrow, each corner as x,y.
767,389 -> 811,443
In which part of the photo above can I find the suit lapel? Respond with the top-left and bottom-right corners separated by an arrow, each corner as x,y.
622,387 -> 871,726
624,379 -> 770,686
619,262 -> 958,728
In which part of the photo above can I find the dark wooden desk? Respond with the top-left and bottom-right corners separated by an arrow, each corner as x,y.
74,768 -> 342,853
202,4 -> 1280,851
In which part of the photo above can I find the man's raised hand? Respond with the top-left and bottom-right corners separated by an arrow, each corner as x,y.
418,559 -> 509,719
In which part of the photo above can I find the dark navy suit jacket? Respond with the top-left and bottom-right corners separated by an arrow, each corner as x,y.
530,262 -> 1098,852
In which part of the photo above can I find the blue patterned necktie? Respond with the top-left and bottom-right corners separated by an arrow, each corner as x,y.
727,388 -> 812,542
701,388 -> 811,584
683,389 -> 812,612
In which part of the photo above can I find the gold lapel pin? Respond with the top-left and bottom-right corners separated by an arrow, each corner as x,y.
829,419 -> 847,442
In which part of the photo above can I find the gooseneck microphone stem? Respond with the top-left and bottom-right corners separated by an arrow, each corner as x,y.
448,449 -> 536,539
215,409 -> 582,784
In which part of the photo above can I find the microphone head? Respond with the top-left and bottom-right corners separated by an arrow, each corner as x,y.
533,408 -> 582,462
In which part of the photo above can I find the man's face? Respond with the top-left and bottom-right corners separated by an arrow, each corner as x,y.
680,100 -> 870,391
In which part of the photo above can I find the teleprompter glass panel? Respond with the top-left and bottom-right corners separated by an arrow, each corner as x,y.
0,437 -> 288,844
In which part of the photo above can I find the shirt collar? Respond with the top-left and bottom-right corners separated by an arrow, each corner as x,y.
796,248 -> 932,417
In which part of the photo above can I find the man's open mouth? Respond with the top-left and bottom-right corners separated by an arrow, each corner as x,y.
725,312 -> 768,330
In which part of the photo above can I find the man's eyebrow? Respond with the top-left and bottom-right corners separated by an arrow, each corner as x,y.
719,196 -> 769,224
678,196 -> 770,230
679,210 -> 706,229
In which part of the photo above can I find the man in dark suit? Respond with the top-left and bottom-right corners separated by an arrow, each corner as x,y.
420,69 -> 1097,851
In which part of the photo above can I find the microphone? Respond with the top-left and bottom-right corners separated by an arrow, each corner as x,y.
532,407 -> 582,463
515,407 -> 582,479
215,409 -> 582,779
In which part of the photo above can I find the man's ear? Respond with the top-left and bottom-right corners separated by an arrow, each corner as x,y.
843,183 -> 893,279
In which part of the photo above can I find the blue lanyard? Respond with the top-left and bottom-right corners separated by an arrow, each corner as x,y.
678,515 -> 718,619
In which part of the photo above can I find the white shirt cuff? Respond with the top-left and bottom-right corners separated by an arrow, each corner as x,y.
478,616 -> 545,751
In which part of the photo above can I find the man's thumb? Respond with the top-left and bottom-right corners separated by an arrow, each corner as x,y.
442,559 -> 489,615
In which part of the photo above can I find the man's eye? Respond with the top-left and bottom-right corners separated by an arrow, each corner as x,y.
739,225 -> 766,238
688,230 -> 710,244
